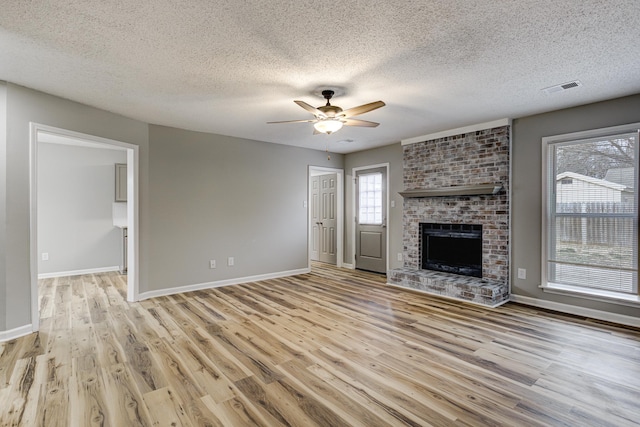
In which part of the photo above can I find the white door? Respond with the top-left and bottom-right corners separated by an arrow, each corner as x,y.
311,173 -> 337,264
355,167 -> 387,273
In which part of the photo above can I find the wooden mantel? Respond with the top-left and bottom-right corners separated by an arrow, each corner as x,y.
399,183 -> 503,198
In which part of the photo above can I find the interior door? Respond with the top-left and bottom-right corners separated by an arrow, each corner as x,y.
311,176 -> 320,261
310,173 -> 337,264
356,167 -> 387,273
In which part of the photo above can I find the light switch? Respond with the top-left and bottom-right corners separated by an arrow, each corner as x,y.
517,268 -> 526,279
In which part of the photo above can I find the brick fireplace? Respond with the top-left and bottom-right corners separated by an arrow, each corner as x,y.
388,124 -> 510,307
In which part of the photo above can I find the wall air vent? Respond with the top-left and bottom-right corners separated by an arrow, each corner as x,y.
542,80 -> 582,94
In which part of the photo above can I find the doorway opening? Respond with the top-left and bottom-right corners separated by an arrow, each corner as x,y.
308,166 -> 344,268
29,123 -> 139,332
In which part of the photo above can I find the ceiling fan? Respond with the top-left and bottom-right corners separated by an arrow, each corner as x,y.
268,90 -> 385,135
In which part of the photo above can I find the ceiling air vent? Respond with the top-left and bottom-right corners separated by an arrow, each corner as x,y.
542,80 -> 582,94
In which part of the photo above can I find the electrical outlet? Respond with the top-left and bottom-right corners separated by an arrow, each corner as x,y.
303,200 -> 308,208
517,268 -> 527,279
209,260 -> 216,269
397,252 -> 402,262
42,252 -> 49,261
228,257 -> 234,266
391,200 -> 395,208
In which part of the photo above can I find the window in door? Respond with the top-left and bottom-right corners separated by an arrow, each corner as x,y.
358,172 -> 383,225
543,125 -> 638,297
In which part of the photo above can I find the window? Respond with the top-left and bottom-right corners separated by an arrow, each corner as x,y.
543,124 -> 638,298
358,172 -> 383,224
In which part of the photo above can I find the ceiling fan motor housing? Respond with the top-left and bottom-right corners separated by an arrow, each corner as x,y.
318,105 -> 343,117
319,90 -> 342,117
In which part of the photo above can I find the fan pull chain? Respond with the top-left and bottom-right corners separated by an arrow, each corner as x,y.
325,142 -> 330,161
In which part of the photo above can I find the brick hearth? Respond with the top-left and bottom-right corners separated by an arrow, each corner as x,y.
388,268 -> 508,307
389,124 -> 511,307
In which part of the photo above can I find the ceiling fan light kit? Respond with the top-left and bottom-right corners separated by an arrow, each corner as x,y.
268,89 -> 385,135
313,118 -> 344,134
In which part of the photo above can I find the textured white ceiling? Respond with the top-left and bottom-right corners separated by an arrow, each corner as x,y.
1,1 -> 639,153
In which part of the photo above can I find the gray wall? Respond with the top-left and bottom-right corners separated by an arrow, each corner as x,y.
147,125 -> 343,292
511,93 -> 640,317
3,82 -> 149,330
37,143 -> 126,274
344,143 -> 404,270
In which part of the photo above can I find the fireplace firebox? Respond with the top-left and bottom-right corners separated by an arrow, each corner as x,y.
421,223 -> 482,278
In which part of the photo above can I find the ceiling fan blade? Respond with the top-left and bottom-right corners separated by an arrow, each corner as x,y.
343,118 -> 380,127
267,119 -> 317,124
294,100 -> 325,117
340,101 -> 385,118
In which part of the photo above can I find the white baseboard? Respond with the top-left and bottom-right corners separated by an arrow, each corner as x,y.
138,267 -> 311,301
510,294 -> 640,328
38,266 -> 120,279
342,263 -> 355,270
0,324 -> 34,342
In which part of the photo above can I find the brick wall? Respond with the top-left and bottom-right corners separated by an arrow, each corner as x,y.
402,125 -> 510,282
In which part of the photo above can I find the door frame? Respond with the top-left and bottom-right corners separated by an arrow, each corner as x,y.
351,163 -> 390,273
29,123 -> 140,332
308,166 -> 344,268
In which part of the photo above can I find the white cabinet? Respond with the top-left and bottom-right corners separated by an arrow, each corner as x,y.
115,163 -> 127,202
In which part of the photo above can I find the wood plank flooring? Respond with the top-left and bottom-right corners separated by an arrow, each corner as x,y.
2,263 -> 640,426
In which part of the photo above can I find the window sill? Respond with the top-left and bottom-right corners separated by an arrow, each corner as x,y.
541,282 -> 640,308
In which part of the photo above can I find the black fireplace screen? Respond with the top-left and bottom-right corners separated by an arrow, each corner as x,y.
421,223 -> 482,278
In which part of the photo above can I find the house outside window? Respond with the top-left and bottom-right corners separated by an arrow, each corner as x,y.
542,124 -> 638,299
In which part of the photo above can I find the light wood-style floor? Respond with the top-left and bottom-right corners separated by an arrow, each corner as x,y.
2,264 -> 640,426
